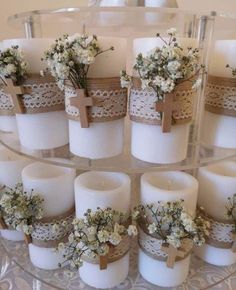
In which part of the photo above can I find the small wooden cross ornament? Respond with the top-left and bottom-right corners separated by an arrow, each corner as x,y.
161,243 -> 185,268
0,217 -> 7,230
4,78 -> 24,114
99,244 -> 115,270
156,93 -> 180,133
24,234 -> 32,245
232,232 -> 236,252
69,89 -> 94,128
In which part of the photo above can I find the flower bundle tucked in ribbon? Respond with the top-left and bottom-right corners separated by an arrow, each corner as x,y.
121,28 -> 204,133
0,183 -> 44,244
205,65 -> 236,118
0,46 -> 65,116
0,183 -> 75,248
57,207 -> 137,270
43,34 -> 127,128
133,201 -> 210,268
0,46 -> 27,116
198,195 -> 236,253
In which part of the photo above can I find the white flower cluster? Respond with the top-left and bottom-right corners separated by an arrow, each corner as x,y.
121,28 -> 203,101
226,194 -> 236,233
0,46 -> 28,84
43,34 -> 113,90
57,207 -> 137,269
0,183 -> 44,235
134,200 -> 210,249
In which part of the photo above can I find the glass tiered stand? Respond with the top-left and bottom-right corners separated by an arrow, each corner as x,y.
1,6 -> 236,290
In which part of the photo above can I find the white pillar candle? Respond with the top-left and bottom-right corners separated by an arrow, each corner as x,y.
68,37 -> 127,159
194,161 -> 236,266
16,111 -> 68,150
0,148 -> 30,241
88,37 -> 127,78
74,171 -> 131,288
139,171 -> 198,287
22,162 -> 76,270
3,38 -> 69,150
132,122 -> 190,164
3,38 -> 54,73
69,119 -> 124,159
202,40 -> 236,148
131,38 -> 197,164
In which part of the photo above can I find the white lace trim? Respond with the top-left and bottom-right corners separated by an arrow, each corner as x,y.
83,236 -> 130,263
206,83 -> 236,113
138,227 -> 192,259
32,214 -> 74,242
0,88 -> 14,111
207,217 -> 234,244
65,86 -> 127,121
129,88 -> 194,123
22,82 -> 64,110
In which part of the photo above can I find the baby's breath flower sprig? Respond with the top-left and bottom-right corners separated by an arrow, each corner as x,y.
0,183 -> 44,235
226,194 -> 236,233
226,64 -> 236,77
133,200 -> 210,249
57,207 -> 137,269
121,28 -> 205,101
0,46 -> 28,84
43,34 -> 114,91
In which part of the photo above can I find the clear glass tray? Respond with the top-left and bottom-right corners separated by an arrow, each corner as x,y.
1,131 -> 236,172
1,238 -> 236,290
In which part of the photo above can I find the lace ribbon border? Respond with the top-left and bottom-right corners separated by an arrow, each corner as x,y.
138,225 -> 192,262
205,75 -> 236,117
129,78 -> 195,126
65,81 -> 128,123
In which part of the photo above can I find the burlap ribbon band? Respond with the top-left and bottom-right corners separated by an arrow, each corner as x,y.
24,207 -> 75,248
199,209 -> 236,252
206,75 -> 236,117
82,235 -> 130,270
82,214 -> 131,270
65,77 -> 127,128
138,222 -> 192,268
0,75 -> 65,115
129,78 -> 195,132
0,80 -> 15,116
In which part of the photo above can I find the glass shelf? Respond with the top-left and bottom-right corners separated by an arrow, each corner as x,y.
0,131 -> 236,172
1,238 -> 236,290
6,7 -> 214,39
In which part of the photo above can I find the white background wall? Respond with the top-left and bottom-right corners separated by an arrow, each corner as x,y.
1,0 -> 236,40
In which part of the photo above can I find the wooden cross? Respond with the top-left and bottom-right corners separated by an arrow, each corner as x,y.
0,217 -> 7,230
24,234 -> 32,245
69,89 -> 94,128
4,78 -> 24,114
232,232 -> 236,252
99,244 -> 115,270
161,243 -> 185,268
156,93 -> 180,133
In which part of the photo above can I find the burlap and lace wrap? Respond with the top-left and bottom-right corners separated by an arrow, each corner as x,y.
0,84 -> 15,116
138,224 -> 193,267
65,77 -> 127,123
200,211 -> 236,252
205,75 -> 236,117
27,207 -> 75,248
82,235 -> 130,270
5,75 -> 65,115
129,78 -> 195,126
